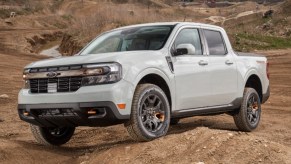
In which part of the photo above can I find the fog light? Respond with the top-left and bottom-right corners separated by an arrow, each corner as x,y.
117,103 -> 126,109
87,110 -> 97,115
23,111 -> 29,116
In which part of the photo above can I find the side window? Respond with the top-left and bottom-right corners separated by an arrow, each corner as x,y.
173,28 -> 202,55
204,30 -> 227,55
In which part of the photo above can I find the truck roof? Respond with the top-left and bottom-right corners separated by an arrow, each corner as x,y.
114,22 -> 223,31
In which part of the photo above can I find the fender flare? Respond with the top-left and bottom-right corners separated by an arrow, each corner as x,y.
242,69 -> 263,98
132,67 -> 172,88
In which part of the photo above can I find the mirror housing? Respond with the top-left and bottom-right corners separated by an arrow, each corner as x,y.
173,44 -> 196,56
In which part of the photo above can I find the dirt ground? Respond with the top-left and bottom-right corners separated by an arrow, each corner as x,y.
0,47 -> 291,163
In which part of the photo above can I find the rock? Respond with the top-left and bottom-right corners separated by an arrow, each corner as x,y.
186,136 -> 192,140
195,162 -> 205,164
0,94 -> 9,98
276,149 -> 282,153
264,144 -> 268,147
125,146 -> 131,152
203,146 -> 206,149
262,9 -> 274,18
228,133 -> 233,137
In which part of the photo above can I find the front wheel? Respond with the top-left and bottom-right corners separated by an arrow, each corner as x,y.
233,88 -> 261,132
30,124 -> 75,146
125,84 -> 170,141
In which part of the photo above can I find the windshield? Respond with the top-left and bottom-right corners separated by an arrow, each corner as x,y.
80,25 -> 174,55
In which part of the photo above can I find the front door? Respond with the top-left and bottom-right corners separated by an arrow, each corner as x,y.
172,28 -> 211,110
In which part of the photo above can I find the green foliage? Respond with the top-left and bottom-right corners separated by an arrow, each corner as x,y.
0,9 -> 14,19
0,0 -> 44,19
61,14 -> 73,21
233,33 -> 291,52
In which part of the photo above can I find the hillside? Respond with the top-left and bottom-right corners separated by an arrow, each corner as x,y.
0,1 -> 291,164
1,0 -> 290,55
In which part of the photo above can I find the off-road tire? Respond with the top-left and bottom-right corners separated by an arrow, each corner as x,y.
233,88 -> 261,132
30,124 -> 75,146
125,84 -> 170,141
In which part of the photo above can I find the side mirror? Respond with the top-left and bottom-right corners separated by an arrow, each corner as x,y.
173,44 -> 196,56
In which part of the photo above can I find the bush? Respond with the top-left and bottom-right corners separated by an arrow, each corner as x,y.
0,9 -> 14,19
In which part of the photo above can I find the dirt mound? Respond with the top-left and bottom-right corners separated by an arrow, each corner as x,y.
223,11 -> 263,27
207,16 -> 226,23
0,138 -> 74,164
82,127 -> 291,164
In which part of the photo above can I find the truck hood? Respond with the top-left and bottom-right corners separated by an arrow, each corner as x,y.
25,51 -> 160,68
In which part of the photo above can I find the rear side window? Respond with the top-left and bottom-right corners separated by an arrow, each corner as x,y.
204,30 -> 227,55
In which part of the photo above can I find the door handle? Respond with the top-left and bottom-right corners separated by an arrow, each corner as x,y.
198,60 -> 208,66
225,60 -> 234,65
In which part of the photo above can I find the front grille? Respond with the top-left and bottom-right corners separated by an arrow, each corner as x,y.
32,108 -> 78,118
29,65 -> 82,73
30,76 -> 82,93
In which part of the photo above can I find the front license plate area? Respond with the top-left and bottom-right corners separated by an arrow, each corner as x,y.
47,83 -> 57,93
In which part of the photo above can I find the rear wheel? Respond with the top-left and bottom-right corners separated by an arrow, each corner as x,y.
233,88 -> 261,132
30,124 -> 75,146
125,84 -> 170,141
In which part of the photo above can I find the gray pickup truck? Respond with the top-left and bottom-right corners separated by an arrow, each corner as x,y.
19,22 -> 270,146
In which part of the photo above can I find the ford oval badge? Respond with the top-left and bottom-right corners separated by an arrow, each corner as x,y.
47,72 -> 58,78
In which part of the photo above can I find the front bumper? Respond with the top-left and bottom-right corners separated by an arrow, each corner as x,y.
18,79 -> 134,116
18,102 -> 129,127
18,79 -> 134,127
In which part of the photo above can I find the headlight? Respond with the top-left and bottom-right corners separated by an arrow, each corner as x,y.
23,69 -> 30,80
23,69 -> 30,89
81,63 -> 122,86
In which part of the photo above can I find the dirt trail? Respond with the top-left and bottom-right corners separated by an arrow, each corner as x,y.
84,127 -> 291,164
0,48 -> 291,163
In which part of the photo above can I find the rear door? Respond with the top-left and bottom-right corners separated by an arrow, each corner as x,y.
171,27 -> 211,110
202,29 -> 238,106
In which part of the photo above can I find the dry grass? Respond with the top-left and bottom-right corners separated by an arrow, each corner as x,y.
57,1 -> 199,55
57,1 -> 291,54
65,1 -> 188,50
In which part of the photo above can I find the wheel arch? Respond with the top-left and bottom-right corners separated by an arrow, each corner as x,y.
245,74 -> 263,102
133,69 -> 172,111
